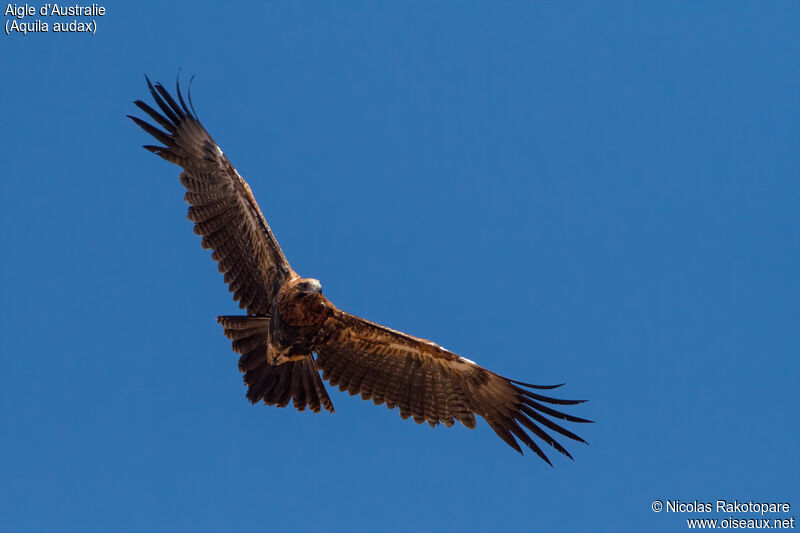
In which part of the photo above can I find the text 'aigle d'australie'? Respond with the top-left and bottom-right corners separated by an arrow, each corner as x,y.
4,3 -> 106,35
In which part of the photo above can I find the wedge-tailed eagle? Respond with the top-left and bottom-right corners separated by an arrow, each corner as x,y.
129,77 -> 591,463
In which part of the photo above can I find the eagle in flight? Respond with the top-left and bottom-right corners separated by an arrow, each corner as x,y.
129,77 -> 591,463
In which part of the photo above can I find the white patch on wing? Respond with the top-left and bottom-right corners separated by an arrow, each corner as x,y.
447,356 -> 478,372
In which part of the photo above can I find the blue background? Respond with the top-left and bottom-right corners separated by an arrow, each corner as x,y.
2,2 -> 798,532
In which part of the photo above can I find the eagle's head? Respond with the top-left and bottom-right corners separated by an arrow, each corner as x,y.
278,278 -> 328,327
296,278 -> 322,295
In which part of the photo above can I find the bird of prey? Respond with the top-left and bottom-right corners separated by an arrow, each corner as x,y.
129,77 -> 591,463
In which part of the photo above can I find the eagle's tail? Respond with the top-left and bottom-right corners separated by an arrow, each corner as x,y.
217,316 -> 334,413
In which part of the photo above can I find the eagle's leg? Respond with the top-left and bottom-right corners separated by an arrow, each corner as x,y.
266,342 -> 309,366
273,353 -> 309,365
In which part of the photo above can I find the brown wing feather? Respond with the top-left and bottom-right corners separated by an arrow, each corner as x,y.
313,308 -> 591,463
129,77 -> 293,315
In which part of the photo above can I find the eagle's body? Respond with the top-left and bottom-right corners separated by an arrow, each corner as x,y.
271,278 -> 330,361
130,77 -> 591,463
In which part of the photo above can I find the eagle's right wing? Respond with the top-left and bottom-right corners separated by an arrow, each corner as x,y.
313,307 -> 591,463
129,78 -> 293,315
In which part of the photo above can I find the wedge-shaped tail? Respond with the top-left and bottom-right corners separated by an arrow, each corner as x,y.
218,316 -> 333,413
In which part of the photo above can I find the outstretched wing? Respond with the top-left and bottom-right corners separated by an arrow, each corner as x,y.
128,77 -> 293,315
313,308 -> 591,463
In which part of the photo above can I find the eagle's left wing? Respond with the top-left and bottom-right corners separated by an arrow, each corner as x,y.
313,308 -> 591,463
128,78 -> 294,315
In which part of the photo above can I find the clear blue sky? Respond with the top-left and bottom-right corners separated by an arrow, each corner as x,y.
2,2 -> 798,532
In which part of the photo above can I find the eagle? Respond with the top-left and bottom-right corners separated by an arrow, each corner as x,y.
129,77 -> 591,463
